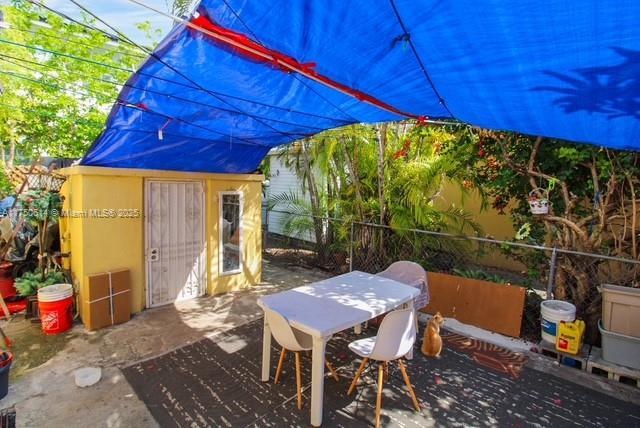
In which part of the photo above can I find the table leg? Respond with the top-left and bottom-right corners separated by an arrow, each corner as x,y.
261,315 -> 272,382
310,335 -> 327,427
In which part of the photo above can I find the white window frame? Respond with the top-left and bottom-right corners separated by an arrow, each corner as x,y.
219,191 -> 243,276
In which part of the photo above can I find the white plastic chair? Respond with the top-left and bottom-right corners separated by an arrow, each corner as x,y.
347,308 -> 420,427
377,261 -> 430,310
265,308 -> 339,410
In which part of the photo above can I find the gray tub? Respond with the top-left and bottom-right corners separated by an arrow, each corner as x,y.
598,320 -> 640,370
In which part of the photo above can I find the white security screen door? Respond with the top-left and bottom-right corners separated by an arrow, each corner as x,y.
145,180 -> 206,307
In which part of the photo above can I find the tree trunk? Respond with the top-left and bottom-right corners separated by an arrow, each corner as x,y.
300,140 -> 327,261
340,140 -> 365,219
556,255 -> 602,344
7,139 -> 15,169
376,124 -> 388,226
376,124 -> 388,258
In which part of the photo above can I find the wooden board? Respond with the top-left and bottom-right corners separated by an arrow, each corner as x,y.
423,272 -> 526,337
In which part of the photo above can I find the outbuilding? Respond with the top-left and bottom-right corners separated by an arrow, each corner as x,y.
59,166 -> 263,328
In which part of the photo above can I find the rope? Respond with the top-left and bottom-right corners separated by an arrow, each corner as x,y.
15,2 -> 350,124
0,102 -> 103,126
71,0 -> 309,139
0,54 -> 327,132
124,0 -> 419,119
218,0 -> 360,123
23,0 -> 134,46
0,69 -> 270,145
7,26 -> 146,59
387,0 -> 455,118
0,38 -> 341,123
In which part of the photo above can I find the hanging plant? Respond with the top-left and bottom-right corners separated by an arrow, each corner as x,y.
528,178 -> 556,215
528,188 -> 550,214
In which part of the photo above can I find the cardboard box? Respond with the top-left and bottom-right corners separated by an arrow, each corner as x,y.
83,269 -> 131,331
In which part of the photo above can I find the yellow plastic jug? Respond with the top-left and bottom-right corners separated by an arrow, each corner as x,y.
556,319 -> 585,355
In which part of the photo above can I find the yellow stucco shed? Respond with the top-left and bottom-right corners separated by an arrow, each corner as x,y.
59,166 -> 263,323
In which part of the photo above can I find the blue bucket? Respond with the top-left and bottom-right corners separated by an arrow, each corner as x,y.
0,352 -> 13,400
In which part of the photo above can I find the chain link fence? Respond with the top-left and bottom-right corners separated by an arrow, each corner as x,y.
263,209 -> 640,344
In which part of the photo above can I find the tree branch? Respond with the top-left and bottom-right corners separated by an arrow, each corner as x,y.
544,215 -> 589,243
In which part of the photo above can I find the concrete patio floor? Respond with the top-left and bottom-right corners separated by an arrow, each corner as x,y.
2,260 -> 329,427
2,260 -> 639,427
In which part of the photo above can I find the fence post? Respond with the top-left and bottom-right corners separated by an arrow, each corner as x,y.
546,246 -> 558,299
349,222 -> 354,272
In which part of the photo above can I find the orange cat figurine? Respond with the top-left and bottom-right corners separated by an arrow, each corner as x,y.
421,312 -> 444,358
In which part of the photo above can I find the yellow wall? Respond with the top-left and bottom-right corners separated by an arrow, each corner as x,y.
435,181 -> 516,240
434,181 -> 524,272
60,166 -> 263,320
206,180 -> 263,294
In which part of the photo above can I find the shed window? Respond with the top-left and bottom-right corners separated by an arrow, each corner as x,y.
220,192 -> 242,274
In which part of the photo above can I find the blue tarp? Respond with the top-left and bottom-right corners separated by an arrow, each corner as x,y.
82,0 -> 640,173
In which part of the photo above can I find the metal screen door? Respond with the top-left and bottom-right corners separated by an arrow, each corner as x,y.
145,180 -> 206,307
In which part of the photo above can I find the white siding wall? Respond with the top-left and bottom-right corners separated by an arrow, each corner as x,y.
265,154 -> 316,243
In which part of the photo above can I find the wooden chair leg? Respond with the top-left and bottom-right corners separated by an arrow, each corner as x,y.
398,359 -> 420,411
347,357 -> 368,395
375,363 -> 384,428
295,351 -> 303,410
274,348 -> 287,384
325,360 -> 340,382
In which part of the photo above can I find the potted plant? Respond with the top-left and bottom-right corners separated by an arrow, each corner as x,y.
15,270 -> 65,297
0,350 -> 12,400
527,178 -> 557,215
18,189 -> 62,277
15,189 -> 64,318
528,188 -> 550,215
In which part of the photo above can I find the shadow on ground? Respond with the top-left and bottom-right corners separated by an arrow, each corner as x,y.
123,319 -> 640,427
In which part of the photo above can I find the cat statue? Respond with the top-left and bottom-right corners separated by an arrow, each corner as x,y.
421,312 -> 445,358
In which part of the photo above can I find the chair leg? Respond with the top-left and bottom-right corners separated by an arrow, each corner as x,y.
325,359 -> 340,382
398,359 -> 420,411
375,363 -> 384,428
347,357 -> 368,395
295,351 -> 303,410
274,348 -> 287,384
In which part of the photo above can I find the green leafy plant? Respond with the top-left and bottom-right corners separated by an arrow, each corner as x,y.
19,189 -> 62,281
15,270 -> 65,297
455,129 -> 640,343
0,169 -> 13,199
20,189 -> 62,226
0,3 -> 153,162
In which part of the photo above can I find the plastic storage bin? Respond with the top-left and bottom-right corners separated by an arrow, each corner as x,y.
598,320 -> 640,370
601,284 -> 640,337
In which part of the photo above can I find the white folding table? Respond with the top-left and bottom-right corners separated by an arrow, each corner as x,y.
258,270 -> 420,426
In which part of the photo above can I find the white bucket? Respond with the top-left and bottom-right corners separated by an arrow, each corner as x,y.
38,283 -> 73,303
541,300 -> 576,343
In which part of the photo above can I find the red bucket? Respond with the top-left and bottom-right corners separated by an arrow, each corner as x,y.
0,263 -> 15,300
38,296 -> 74,335
0,277 -> 16,300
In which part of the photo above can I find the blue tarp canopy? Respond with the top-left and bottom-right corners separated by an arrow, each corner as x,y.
82,0 -> 640,173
